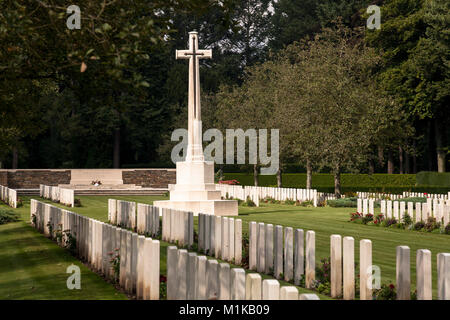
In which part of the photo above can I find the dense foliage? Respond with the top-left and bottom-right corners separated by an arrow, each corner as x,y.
0,0 -> 448,196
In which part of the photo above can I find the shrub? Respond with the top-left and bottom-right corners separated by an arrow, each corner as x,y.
315,257 -> 331,295
398,197 -> 426,204
402,214 -> 413,226
159,275 -> 167,299
241,233 -> 250,269
284,199 -> 296,205
362,213 -> 374,225
263,197 -> 280,204
109,249 -> 120,283
414,221 -> 425,231
218,179 -> 240,185
375,284 -> 396,300
298,200 -> 313,207
349,212 -> 363,222
383,218 -> 397,227
74,198 -> 82,207
424,217 -> 440,232
64,230 -> 77,254
328,198 -> 357,208
416,171 -> 450,187
0,208 -> 20,225
344,191 -> 358,197
240,196 -> 256,207
373,214 -> 385,225
445,223 -> 450,235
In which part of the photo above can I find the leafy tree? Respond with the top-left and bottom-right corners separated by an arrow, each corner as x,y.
216,23 -> 411,196
269,0 -> 321,50
365,0 -> 449,172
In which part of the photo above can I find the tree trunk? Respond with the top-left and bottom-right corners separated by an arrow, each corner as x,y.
368,159 -> 375,175
253,164 -> 259,186
12,147 -> 18,169
387,149 -> 394,174
399,146 -> 404,174
427,119 -> 433,171
334,167 -> 341,199
412,141 -> 417,174
405,151 -> 410,174
306,159 -> 312,189
377,146 -> 384,167
276,168 -> 282,187
113,128 -> 120,168
435,118 -> 446,172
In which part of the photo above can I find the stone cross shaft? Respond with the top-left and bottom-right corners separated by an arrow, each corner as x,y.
176,31 -> 212,162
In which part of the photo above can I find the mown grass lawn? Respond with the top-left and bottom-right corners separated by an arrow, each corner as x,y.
237,203 -> 450,299
30,196 -> 331,299
0,200 -> 127,300
3,195 -> 449,299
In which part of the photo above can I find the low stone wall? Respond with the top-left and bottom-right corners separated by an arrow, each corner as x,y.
1,170 -> 71,189
122,169 -> 176,188
0,168 -> 176,189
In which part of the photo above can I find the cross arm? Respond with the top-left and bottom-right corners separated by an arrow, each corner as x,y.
197,49 -> 212,59
176,50 -> 191,60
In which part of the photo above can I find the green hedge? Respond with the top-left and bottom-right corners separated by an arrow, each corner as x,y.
222,173 -> 450,194
416,171 -> 450,187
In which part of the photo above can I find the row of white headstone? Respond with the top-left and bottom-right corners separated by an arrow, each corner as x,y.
402,191 -> 449,200
108,199 -> 194,247
197,213 -> 242,264
166,246 -> 320,300
0,185 -> 17,208
30,199 -> 160,299
381,199 -> 449,224
108,199 -> 136,229
216,184 -> 318,207
357,192 -> 403,200
329,236 -> 450,300
161,208 -> 194,247
40,184 -> 74,207
357,198 -> 450,225
357,191 -> 450,201
396,247 -> 449,300
357,198 -> 376,215
248,222 -> 316,289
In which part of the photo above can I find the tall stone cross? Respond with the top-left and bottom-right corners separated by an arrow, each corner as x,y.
176,31 -> 212,162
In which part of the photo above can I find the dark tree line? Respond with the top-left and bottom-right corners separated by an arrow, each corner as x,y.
0,0 -> 448,173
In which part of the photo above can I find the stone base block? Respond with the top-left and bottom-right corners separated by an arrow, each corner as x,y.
153,199 -> 238,216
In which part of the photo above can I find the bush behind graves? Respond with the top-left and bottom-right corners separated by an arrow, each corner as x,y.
416,171 -> 450,187
222,173 -> 450,194
327,197 -> 357,207
424,217 -> 441,232
445,223 -> 450,235
398,197 -> 426,204
0,208 -> 20,225
74,198 -> 82,207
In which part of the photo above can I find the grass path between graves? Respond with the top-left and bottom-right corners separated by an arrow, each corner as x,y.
0,200 -> 127,300
5,196 -> 449,299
